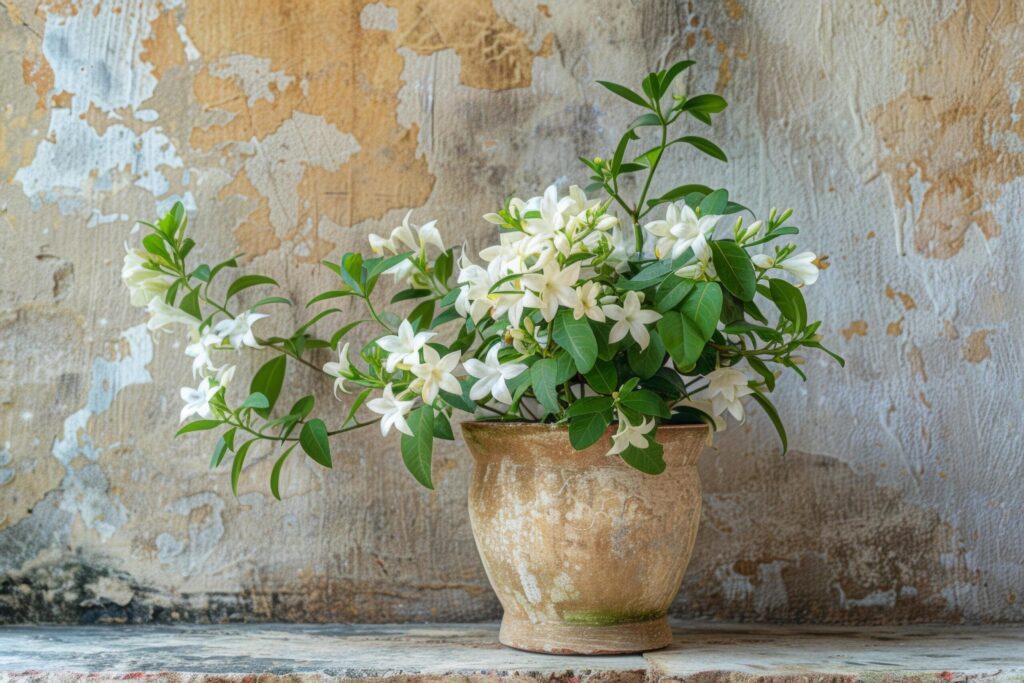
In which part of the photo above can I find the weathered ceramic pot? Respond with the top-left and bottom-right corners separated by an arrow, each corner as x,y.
461,422 -> 706,655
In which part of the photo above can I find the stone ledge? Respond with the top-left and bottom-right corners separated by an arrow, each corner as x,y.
0,622 -> 1021,682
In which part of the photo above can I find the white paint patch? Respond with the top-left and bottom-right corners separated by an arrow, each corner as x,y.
236,112 -> 359,237
156,492 -> 227,577
175,24 -> 201,61
360,3 -> 399,32
516,560 -> 542,604
209,54 -> 294,107
86,210 -> 129,228
51,325 -> 153,541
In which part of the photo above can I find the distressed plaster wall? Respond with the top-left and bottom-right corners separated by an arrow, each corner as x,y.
0,0 -> 1020,625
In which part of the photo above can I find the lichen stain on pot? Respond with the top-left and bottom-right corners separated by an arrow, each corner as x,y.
462,422 -> 706,654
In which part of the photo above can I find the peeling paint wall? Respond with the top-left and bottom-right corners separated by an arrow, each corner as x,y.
0,0 -> 1021,624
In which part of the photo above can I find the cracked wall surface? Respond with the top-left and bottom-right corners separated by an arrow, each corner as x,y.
0,0 -> 1021,624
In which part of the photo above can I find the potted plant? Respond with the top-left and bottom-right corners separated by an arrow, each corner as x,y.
121,63 -> 842,654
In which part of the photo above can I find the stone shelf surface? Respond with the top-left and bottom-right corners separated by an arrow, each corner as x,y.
0,621 -> 1021,682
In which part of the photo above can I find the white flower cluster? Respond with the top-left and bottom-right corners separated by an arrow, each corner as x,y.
363,320 -> 528,437
122,247 -> 269,422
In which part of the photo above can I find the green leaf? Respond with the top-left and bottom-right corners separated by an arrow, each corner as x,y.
330,319 -> 367,347
658,59 -> 695,95
709,240 -> 757,302
681,94 -> 728,114
628,112 -> 662,129
658,312 -> 704,368
270,444 -> 296,500
680,282 -> 723,340
618,389 -> 671,418
306,290 -> 355,307
750,389 -> 787,454
391,288 -> 432,303
651,183 -> 713,206
251,296 -> 292,309
179,288 -> 201,319
299,418 -> 332,468
400,406 -> 435,489
249,356 -> 287,418
674,135 -> 727,162
597,80 -> 650,108
584,360 -> 617,394
191,264 -> 211,282
433,411 -> 455,440
699,189 -> 729,216
239,392 -> 270,411
210,429 -> 234,469
746,356 -> 776,391
530,358 -> 561,415
611,128 -> 640,174
285,394 -> 316,425
768,278 -> 807,329
627,330 -> 666,380
226,274 -> 278,301
570,411 -> 611,450
619,440 -> 666,475
367,251 -> 412,280
565,395 -> 614,418
655,275 -> 695,312
408,299 -> 434,330
620,258 -> 674,291
229,439 -> 255,495
142,233 -> 171,261
552,310 -> 597,374
177,419 -> 223,436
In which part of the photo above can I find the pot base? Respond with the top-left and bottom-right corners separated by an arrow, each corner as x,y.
498,613 -> 673,655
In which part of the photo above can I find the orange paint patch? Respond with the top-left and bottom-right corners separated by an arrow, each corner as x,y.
141,8 -> 187,79
21,55 -> 54,112
536,4 -> 550,18
871,0 -> 1023,258
388,0 -> 552,90
886,317 -> 904,337
907,344 -> 928,382
885,285 -> 916,310
841,320 -> 868,341
962,330 -> 993,363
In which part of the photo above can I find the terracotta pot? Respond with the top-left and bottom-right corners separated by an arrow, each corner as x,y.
461,421 -> 706,655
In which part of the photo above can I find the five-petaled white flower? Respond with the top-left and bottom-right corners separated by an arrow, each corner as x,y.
573,281 -> 606,323
411,346 -> 462,404
213,312 -> 268,350
322,342 -> 352,397
367,384 -> 416,437
673,230 -> 716,280
706,367 -> 753,421
607,415 -> 655,456
377,319 -> 436,372
464,344 -> 528,405
604,291 -> 662,350
185,331 -> 222,377
521,261 -> 580,321
644,203 -> 720,260
179,377 -> 219,422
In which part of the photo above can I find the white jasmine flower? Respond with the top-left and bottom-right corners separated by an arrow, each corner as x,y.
751,253 -> 774,269
179,377 -> 219,422
368,233 -> 392,255
185,331 -> 222,377
739,220 -> 763,243
464,344 -> 528,405
674,231 -> 716,280
644,203 -> 720,260
416,220 -> 445,252
213,312 -> 268,350
604,291 -> 662,350
377,319 -> 436,372
146,297 -> 199,332
322,342 -> 352,397
607,416 -> 655,456
706,367 -> 753,421
779,251 -> 819,286
122,246 -> 176,307
215,364 -> 236,388
573,281 -> 606,322
521,261 -> 581,321
410,346 -> 462,404
367,384 -> 416,437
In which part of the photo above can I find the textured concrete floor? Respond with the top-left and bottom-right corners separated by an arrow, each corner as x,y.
0,622 -> 1021,682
